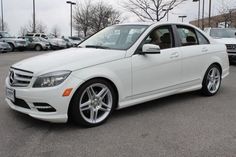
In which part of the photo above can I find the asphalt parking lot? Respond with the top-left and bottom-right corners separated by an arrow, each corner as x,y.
0,51 -> 236,157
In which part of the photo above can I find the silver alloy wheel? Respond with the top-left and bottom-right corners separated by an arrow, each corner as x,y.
79,83 -> 113,124
207,67 -> 221,94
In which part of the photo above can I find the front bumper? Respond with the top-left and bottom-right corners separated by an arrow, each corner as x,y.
5,74 -> 84,123
0,47 -> 11,52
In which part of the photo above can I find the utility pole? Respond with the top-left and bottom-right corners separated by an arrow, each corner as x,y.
202,0 -> 205,30
193,0 -> 201,28
1,0 -> 4,31
208,0 -> 212,27
33,0 -> 36,33
66,1 -> 76,37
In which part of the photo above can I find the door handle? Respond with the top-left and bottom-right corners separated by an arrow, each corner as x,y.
170,52 -> 179,59
202,47 -> 208,52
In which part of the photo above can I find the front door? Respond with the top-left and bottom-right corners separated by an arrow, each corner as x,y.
132,25 -> 182,96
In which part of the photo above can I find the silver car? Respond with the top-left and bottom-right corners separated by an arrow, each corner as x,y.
0,42 -> 11,53
22,36 -> 50,51
0,31 -> 27,51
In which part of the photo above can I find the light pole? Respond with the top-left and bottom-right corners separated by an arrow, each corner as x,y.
33,0 -> 36,33
202,0 -> 205,30
162,7 -> 173,21
66,1 -> 76,37
1,0 -> 4,31
193,0 -> 200,28
179,15 -> 187,22
208,0 -> 212,27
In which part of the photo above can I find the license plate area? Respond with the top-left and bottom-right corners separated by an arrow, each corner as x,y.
6,88 -> 15,102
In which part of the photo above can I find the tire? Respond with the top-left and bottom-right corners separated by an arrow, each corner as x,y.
35,45 -> 42,51
8,43 -> 15,52
70,78 -> 117,127
201,64 -> 222,96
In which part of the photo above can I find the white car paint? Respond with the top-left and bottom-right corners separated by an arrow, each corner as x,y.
205,28 -> 236,57
5,22 -> 229,123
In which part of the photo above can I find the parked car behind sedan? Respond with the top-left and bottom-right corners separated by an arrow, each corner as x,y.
0,42 -> 11,53
205,28 -> 236,63
62,37 -> 74,48
49,38 -> 67,50
0,31 -> 27,51
5,22 -> 229,127
20,36 -> 50,51
68,36 -> 83,46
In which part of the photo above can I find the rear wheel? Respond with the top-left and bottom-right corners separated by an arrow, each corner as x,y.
35,45 -> 42,51
70,79 -> 117,127
201,64 -> 222,96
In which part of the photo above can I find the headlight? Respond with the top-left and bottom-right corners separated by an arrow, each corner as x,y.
33,70 -> 71,88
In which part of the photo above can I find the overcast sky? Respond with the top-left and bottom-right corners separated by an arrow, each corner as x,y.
2,0 -> 236,36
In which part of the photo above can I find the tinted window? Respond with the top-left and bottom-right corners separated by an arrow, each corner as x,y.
177,26 -> 198,46
196,31 -> 209,45
35,34 -> 40,37
143,26 -> 173,50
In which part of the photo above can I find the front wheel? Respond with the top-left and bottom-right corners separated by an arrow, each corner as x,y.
70,79 -> 117,127
201,64 -> 222,96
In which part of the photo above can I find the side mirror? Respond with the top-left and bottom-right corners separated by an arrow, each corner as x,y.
0,35 -> 2,38
141,44 -> 161,54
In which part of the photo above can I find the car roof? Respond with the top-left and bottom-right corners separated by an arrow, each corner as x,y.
117,22 -> 195,27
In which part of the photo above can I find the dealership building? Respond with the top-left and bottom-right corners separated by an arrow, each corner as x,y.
190,9 -> 236,29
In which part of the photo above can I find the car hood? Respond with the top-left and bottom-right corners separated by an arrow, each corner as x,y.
12,48 -> 126,75
213,38 -> 236,44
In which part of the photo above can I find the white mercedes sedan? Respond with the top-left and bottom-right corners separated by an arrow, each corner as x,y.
5,22 -> 229,127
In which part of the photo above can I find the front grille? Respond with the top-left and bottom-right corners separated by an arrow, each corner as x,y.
9,68 -> 33,87
12,98 -> 30,109
226,44 -> 236,50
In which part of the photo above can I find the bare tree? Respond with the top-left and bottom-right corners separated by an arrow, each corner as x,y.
90,1 -> 121,32
51,26 -> 60,38
20,20 -> 47,34
73,0 -> 122,37
123,0 -> 186,21
18,26 -> 28,36
217,0 -> 234,28
73,0 -> 93,37
0,18 -> 9,31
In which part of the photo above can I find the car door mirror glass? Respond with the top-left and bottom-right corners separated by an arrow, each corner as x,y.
141,44 -> 161,54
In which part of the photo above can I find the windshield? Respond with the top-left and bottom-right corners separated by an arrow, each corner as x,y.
210,28 -> 236,38
80,25 -> 149,50
0,32 -> 12,38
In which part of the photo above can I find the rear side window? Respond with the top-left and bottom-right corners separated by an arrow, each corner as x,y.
177,26 -> 198,46
196,31 -> 209,45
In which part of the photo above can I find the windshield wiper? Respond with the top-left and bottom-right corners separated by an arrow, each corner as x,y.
85,45 -> 110,49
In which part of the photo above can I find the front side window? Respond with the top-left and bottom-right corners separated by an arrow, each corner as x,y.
177,26 -> 198,46
143,26 -> 173,50
80,25 -> 148,50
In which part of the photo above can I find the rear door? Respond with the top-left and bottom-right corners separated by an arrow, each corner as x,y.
175,25 -> 210,84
